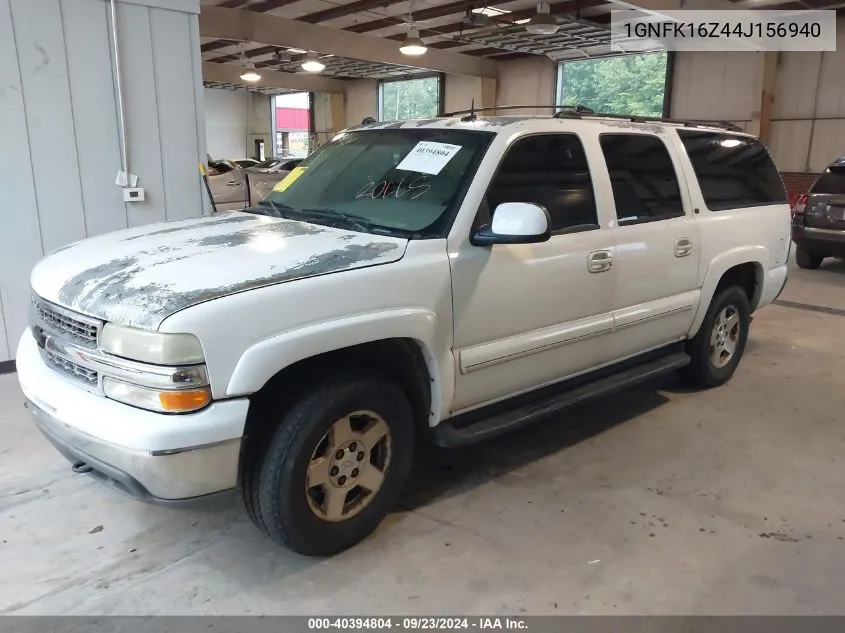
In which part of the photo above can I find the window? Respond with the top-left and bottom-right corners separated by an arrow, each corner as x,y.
258,128 -> 493,238
556,52 -> 668,117
678,131 -> 787,210
810,165 -> 845,195
600,134 -> 684,225
484,134 -> 598,233
378,76 -> 441,121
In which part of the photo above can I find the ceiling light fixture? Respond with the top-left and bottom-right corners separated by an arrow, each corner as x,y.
525,1 -> 559,35
400,27 -> 427,56
301,53 -> 325,73
240,61 -> 261,82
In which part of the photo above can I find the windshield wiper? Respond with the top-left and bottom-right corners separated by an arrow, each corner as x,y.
299,208 -> 385,234
250,199 -> 296,218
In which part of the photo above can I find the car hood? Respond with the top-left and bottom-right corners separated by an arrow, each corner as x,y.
31,212 -> 408,330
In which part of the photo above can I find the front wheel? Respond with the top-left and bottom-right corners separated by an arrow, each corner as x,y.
678,286 -> 751,388
247,368 -> 414,556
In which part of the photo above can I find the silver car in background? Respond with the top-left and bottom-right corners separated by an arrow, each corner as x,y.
206,158 -> 302,211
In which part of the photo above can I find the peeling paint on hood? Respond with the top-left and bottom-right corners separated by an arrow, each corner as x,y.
31,212 -> 408,330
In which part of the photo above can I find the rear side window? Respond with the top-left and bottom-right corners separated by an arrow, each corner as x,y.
599,134 -> 684,225
678,131 -> 786,210
486,133 -> 598,232
811,166 -> 845,194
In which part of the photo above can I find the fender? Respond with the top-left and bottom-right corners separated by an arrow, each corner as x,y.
688,245 -> 768,338
225,308 -> 453,425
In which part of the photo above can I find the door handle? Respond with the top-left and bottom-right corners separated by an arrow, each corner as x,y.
226,181 -> 241,187
675,238 -> 694,258
587,249 -> 613,273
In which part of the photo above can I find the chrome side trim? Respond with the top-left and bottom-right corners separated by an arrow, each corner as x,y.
459,314 -> 615,374
613,305 -> 694,331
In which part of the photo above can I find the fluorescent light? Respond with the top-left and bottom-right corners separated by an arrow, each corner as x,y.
288,48 -> 307,54
301,54 -> 325,72
400,27 -> 427,56
240,62 -> 261,82
472,6 -> 511,16
515,18 -> 530,24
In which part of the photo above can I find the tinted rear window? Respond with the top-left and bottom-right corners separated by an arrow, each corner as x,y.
811,167 -> 845,195
677,131 -> 786,210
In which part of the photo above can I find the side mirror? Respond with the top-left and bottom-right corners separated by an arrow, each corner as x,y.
471,202 -> 551,246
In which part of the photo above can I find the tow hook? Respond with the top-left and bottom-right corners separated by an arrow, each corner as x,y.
72,461 -> 93,474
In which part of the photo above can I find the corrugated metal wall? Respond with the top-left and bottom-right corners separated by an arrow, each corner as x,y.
0,0 -> 206,363
672,18 -> 845,173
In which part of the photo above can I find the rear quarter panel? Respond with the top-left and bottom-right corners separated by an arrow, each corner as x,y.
668,131 -> 791,336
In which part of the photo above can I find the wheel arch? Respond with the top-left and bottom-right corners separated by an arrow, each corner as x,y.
689,248 -> 766,337
226,309 -> 451,431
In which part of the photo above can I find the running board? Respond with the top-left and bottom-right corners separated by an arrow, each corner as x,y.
433,351 -> 691,448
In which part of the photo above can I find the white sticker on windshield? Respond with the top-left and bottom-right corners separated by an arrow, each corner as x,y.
396,141 -> 462,175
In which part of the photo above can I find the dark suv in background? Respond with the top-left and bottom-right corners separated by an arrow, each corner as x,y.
792,157 -> 845,269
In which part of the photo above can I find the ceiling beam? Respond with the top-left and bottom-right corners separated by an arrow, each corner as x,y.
200,6 -> 499,78
246,0 -> 306,11
346,0 -> 481,33
207,45 -> 279,64
343,0 -> 601,35
202,61 -> 346,93
297,0 -> 393,24
200,39 -> 235,53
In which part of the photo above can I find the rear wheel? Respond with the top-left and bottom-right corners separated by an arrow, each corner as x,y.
245,368 -> 414,556
678,286 -> 750,388
796,247 -> 824,270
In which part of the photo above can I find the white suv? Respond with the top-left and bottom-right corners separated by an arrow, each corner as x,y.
17,112 -> 791,555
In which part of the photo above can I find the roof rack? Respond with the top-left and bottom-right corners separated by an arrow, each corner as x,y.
439,103 -> 742,132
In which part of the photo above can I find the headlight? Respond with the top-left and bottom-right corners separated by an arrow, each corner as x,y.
100,324 -> 205,365
103,378 -> 211,413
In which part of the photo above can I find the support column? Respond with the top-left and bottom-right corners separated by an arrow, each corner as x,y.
748,51 -> 778,141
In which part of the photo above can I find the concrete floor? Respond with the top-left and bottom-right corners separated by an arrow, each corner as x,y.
2,259 -> 845,615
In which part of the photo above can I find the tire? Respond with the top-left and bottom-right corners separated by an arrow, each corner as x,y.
796,247 -> 824,270
678,286 -> 751,389
248,368 -> 414,556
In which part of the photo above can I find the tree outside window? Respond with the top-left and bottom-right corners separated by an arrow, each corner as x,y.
556,52 -> 668,117
378,76 -> 441,121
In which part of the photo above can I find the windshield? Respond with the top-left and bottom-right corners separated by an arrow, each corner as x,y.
249,128 -> 494,237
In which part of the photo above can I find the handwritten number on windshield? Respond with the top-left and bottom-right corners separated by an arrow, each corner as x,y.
355,175 -> 431,201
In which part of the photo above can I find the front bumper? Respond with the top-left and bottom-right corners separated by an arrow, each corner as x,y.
17,330 -> 249,502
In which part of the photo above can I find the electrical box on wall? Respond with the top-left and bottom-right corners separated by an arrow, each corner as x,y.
123,188 -> 145,202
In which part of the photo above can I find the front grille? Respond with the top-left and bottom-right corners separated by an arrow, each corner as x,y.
35,299 -> 99,346
44,349 -> 99,386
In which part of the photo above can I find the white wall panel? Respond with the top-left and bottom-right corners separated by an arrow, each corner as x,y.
204,87 -> 248,159
0,0 -> 46,360
445,74 -> 481,114
0,292 -> 9,363
769,120 -> 813,172
816,40 -> 845,119
496,57 -> 555,114
672,52 -> 759,122
151,8 -> 204,221
62,0 -> 129,237
12,0 -> 87,253
345,79 -> 377,128
808,120 -> 845,172
0,0 -> 205,363
772,52 -> 822,121
118,2 -> 166,227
